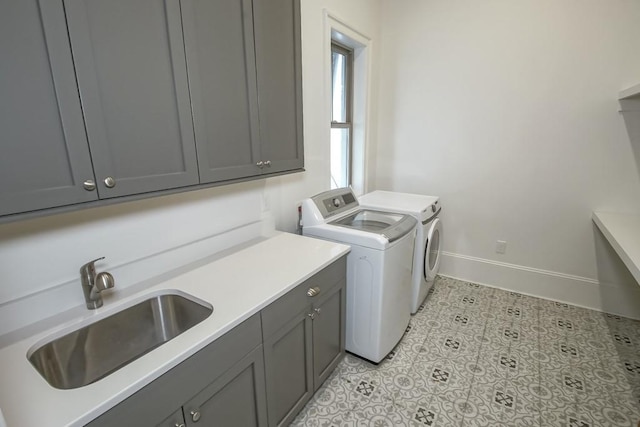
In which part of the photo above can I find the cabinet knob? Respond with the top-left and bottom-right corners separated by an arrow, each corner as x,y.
307,312 -> 316,320
190,410 -> 201,422
175,424 -> 185,427
103,176 -> 116,188
256,161 -> 264,168
264,160 -> 271,167
307,287 -> 321,297
314,307 -> 322,315
83,180 -> 96,191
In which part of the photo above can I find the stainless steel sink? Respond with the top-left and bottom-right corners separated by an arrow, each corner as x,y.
28,293 -> 213,389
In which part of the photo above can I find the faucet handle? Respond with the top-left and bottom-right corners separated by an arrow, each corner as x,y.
95,272 -> 115,291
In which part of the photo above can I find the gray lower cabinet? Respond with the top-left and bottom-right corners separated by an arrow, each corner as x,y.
262,257 -> 347,427
64,0 -> 200,199
312,281 -> 346,390
263,307 -> 314,427
87,258 -> 346,427
0,0 -> 98,216
183,345 -> 268,426
86,314 -> 266,427
157,409 -> 185,427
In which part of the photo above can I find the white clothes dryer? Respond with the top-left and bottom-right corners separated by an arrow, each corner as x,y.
358,190 -> 443,314
301,188 -> 417,363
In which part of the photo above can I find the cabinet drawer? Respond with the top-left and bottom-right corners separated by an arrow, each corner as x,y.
87,314 -> 262,427
261,256 -> 346,340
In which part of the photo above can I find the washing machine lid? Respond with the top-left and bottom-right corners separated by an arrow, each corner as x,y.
358,191 -> 440,223
330,209 -> 416,243
302,187 -> 417,249
303,210 -> 416,249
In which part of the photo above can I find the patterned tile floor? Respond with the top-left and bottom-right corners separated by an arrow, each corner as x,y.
291,276 -> 640,427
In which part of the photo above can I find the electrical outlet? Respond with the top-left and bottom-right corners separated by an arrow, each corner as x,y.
496,240 -> 507,254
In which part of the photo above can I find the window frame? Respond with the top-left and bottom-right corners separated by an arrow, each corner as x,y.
331,41 -> 354,188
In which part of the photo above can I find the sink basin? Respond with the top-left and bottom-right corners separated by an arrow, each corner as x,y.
28,293 -> 213,389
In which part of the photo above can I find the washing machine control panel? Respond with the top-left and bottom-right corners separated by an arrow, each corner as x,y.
308,188 -> 360,219
323,196 -> 345,213
316,189 -> 358,217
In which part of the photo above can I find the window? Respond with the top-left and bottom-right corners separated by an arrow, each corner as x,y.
326,14 -> 371,195
330,42 -> 353,189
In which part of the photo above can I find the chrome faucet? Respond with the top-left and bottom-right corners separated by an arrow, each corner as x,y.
80,257 -> 115,309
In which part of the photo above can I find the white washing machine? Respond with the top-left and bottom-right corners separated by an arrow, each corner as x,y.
358,190 -> 442,314
301,188 -> 417,363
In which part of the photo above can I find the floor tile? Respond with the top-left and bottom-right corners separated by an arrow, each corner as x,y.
398,393 -> 464,427
463,381 -> 541,427
350,398 -> 413,426
296,276 -> 640,427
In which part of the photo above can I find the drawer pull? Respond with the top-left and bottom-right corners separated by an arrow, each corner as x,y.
83,179 -> 96,191
307,287 -> 321,297
104,176 -> 116,188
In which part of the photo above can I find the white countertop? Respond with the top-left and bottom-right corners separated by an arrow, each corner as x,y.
593,211 -> 640,284
0,232 -> 350,427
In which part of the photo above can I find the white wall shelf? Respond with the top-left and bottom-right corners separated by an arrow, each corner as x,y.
593,211 -> 640,284
619,83 -> 640,100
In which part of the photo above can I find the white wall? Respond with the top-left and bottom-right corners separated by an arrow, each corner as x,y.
0,182 -> 270,333
0,0 -> 382,333
265,0 -> 381,232
375,0 -> 640,317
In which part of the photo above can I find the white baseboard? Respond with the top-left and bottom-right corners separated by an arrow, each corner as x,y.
439,251 -> 640,320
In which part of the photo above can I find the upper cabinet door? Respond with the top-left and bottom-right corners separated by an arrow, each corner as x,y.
253,0 -> 304,174
0,0 -> 98,216
64,0 -> 199,199
182,0 -> 262,183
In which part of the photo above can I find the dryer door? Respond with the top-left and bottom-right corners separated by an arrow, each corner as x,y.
423,218 -> 443,282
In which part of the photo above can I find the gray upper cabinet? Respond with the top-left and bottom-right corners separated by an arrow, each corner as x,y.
1,0 -> 304,221
64,0 -> 199,198
0,0 -> 98,216
182,0 -> 262,183
183,0 -> 303,182
253,0 -> 304,174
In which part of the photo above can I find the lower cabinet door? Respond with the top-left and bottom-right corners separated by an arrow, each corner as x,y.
263,308 -> 313,427
312,279 -> 346,390
183,345 -> 268,427
157,409 -> 185,427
